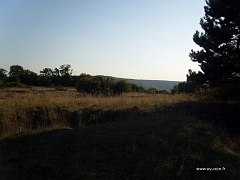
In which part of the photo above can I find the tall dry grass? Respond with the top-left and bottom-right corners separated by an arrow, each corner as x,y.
0,87 -> 197,110
0,87 -> 198,139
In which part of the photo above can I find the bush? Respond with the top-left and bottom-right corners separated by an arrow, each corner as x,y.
76,75 -> 101,94
113,80 -> 131,95
147,88 -> 159,94
5,82 -> 27,88
159,90 -> 170,94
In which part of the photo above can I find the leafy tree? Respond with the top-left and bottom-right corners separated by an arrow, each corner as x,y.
0,68 -> 7,88
177,69 -> 206,93
187,69 -> 205,84
39,68 -> 53,86
6,76 -> 21,83
104,77 -> 115,94
131,83 -> 139,92
76,74 -> 101,94
53,68 -> 60,77
177,82 -> 196,93
113,80 -> 131,95
40,68 -> 53,77
189,0 -> 240,85
9,65 -> 24,77
0,68 -> 7,80
51,65 -> 73,86
19,69 -> 39,86
59,64 -> 73,76
94,76 -> 115,95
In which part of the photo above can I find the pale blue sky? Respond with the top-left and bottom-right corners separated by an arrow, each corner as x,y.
0,0 -> 205,81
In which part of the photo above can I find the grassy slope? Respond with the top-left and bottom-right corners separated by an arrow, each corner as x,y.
1,108 -> 240,179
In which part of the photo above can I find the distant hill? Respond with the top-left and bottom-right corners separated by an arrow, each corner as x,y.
103,76 -> 180,91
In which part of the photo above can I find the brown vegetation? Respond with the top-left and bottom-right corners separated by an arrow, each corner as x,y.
0,87 -> 197,139
0,87 -> 240,179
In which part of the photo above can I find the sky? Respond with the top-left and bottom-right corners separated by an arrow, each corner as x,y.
0,0 -> 206,81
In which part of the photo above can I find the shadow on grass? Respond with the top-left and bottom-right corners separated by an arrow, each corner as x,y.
163,101 -> 240,136
0,101 -> 240,179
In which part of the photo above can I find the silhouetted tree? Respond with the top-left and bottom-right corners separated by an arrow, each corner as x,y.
177,82 -> 196,93
40,68 -> 53,77
7,66 -> 38,85
171,85 -> 179,94
9,65 -> 24,77
187,69 -> 205,84
19,69 -> 39,86
53,68 -> 60,77
189,0 -> 240,85
0,68 -> 7,80
39,68 -> 53,86
0,68 -> 6,88
59,64 -> 73,76
51,65 -> 73,86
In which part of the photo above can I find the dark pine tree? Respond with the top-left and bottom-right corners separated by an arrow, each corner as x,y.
189,0 -> 240,85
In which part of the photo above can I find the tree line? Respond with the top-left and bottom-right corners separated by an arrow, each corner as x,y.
0,64 -> 171,95
0,64 -> 75,87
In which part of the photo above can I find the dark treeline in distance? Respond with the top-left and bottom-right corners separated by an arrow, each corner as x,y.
0,64 -> 171,95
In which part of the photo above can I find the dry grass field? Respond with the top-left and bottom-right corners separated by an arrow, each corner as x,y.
0,86 -> 197,109
0,87 -> 197,139
0,87 -> 239,179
